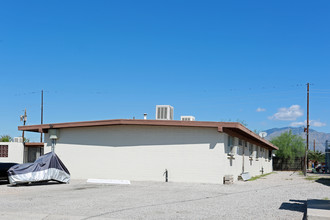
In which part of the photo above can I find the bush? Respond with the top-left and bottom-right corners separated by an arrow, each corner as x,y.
0,135 -> 13,142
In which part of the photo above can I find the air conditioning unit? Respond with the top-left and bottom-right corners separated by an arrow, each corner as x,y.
180,116 -> 195,121
156,105 -> 174,120
14,137 -> 23,143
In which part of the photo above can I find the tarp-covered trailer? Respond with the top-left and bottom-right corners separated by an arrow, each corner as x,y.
8,152 -> 70,185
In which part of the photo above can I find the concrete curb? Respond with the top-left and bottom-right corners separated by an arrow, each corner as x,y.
307,199 -> 330,220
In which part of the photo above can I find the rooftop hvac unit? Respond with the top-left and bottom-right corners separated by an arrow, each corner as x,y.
180,116 -> 195,121
14,137 -> 23,143
156,105 -> 174,120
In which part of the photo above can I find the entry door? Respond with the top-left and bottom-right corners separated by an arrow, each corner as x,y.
27,147 -> 43,163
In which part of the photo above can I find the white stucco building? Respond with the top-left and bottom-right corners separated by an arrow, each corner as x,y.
0,142 -> 44,164
0,142 -> 24,164
19,119 -> 278,184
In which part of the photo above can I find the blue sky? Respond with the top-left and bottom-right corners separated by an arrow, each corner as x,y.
1,0 -> 330,141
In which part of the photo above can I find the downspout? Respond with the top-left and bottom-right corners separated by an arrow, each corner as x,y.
242,142 -> 245,174
260,148 -> 264,174
51,139 -> 56,152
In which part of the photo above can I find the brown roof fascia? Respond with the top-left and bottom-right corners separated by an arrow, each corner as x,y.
18,119 -> 278,150
18,119 -> 234,132
24,142 -> 45,148
222,123 -> 278,150
223,128 -> 276,150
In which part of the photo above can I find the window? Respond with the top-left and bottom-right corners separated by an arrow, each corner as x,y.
245,141 -> 248,148
0,145 -> 8,157
238,139 -> 243,146
228,135 -> 233,146
268,149 -> 272,161
237,139 -> 243,155
249,143 -> 253,157
256,146 -> 259,159
227,135 -> 235,155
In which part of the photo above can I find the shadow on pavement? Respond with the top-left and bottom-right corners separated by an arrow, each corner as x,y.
279,199 -> 307,219
8,181 -> 65,187
315,178 -> 330,187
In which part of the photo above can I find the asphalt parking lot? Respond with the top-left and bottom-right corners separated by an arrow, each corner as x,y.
0,171 -> 329,220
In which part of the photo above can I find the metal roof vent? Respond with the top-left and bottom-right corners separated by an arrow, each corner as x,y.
156,105 -> 174,120
180,116 -> 195,121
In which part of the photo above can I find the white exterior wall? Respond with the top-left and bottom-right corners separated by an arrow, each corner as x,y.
0,142 -> 24,164
240,143 -> 273,177
223,137 -> 273,179
44,125 -> 273,183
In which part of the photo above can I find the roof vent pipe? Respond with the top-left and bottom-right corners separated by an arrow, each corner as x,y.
144,113 -> 147,120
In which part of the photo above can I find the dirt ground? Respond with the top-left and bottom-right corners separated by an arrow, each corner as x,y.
0,171 -> 329,220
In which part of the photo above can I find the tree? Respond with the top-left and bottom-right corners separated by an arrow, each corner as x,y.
235,119 -> 248,127
0,135 -> 13,142
222,118 -> 248,127
270,130 -> 305,163
308,150 -> 325,163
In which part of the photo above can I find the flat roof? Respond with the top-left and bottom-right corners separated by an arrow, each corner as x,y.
18,119 -> 278,150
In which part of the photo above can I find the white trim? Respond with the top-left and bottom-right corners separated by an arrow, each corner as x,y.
87,179 -> 131,185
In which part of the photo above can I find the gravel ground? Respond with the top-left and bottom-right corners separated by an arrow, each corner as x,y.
0,171 -> 329,220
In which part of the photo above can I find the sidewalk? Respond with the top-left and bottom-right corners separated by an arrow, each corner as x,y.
307,199 -> 330,220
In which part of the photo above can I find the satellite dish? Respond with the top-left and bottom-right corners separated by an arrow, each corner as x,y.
259,132 -> 267,138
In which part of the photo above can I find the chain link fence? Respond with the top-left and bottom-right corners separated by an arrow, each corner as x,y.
273,157 -> 304,171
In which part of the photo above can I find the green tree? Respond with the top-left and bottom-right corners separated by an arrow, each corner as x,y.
0,135 -> 13,142
270,131 -> 305,163
308,150 -> 325,163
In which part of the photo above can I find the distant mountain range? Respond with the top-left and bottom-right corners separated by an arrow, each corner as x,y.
264,127 -> 330,152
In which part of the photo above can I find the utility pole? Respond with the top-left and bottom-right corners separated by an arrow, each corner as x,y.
40,90 -> 43,142
20,109 -> 27,142
304,83 -> 310,176
314,139 -> 315,152
326,140 -> 329,173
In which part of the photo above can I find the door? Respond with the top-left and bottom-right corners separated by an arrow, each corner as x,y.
27,147 -> 43,163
